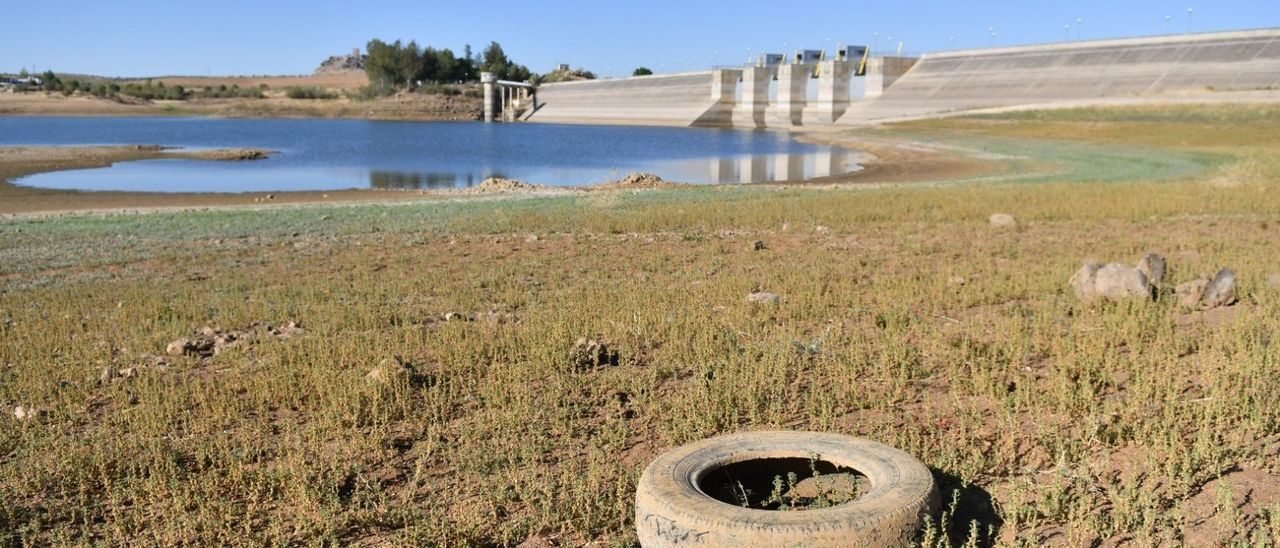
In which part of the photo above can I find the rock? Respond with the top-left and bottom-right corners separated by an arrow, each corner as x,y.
13,405 -> 42,421
815,226 -> 831,234
1176,277 -> 1211,308
1136,253 -> 1168,287
1069,263 -> 1103,302
465,177 -> 549,194
747,292 -> 782,305
200,326 -> 217,337
947,276 -> 967,287
1094,263 -> 1151,302
99,365 -> 117,384
276,321 -> 304,339
1070,262 -> 1150,304
165,338 -> 190,356
750,240 -> 767,251
166,337 -> 214,358
605,172 -> 673,189
1201,269 -> 1238,308
525,234 -> 540,243
989,213 -> 1017,229
365,358 -> 409,384
570,337 -> 617,370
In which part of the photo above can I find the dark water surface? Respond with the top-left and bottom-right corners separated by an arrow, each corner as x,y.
0,117 -> 859,192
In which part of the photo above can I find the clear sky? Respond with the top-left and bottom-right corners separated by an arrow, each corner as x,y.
3,0 -> 1278,78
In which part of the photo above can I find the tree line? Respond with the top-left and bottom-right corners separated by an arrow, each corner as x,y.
4,70 -> 264,100
363,39 -> 533,92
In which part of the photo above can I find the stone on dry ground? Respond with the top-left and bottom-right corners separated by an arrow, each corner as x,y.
1202,268 -> 1238,308
1175,269 -> 1238,309
464,177 -> 549,194
947,276 -> 967,287
1070,262 -> 1151,304
750,240 -> 766,251
1137,252 -> 1168,287
1177,277 -> 1212,308
12,405 -> 42,421
747,292 -> 782,304
989,213 -> 1017,229
366,358 -> 411,384
570,337 -> 617,370
166,321 -> 304,358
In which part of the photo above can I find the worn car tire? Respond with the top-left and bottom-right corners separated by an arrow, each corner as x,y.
635,431 -> 938,547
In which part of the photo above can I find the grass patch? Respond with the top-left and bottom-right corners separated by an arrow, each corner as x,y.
3,103 -> 1280,545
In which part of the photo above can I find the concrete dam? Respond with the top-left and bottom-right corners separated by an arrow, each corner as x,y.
510,28 -> 1280,128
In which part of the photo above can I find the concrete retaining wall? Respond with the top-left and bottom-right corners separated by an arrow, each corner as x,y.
524,71 -> 727,127
839,28 -> 1280,123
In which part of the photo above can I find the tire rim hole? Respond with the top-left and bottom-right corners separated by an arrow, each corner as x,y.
698,457 -> 868,510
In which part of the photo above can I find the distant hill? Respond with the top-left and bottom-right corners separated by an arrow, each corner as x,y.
316,50 -> 366,75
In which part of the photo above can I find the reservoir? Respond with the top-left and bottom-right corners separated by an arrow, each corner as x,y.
0,117 -> 859,192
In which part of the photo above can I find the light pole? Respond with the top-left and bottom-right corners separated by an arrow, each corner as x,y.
1077,18 -> 1083,40
1187,8 -> 1194,33
988,27 -> 996,48
1065,24 -> 1071,41
1165,15 -> 1172,34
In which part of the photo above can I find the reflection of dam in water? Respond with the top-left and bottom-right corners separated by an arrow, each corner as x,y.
365,149 -> 857,188
695,148 -> 858,184
369,171 -> 497,190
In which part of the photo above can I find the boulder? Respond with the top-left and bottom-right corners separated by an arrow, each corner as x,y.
1136,253 -> 1168,287
570,337 -> 618,370
747,292 -> 782,305
1201,269 -> 1238,308
989,213 -> 1017,230
1070,262 -> 1151,304
165,338 -> 214,357
1176,277 -> 1211,308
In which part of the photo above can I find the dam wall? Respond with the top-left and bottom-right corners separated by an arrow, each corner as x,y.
524,71 -> 728,127
839,28 -> 1280,123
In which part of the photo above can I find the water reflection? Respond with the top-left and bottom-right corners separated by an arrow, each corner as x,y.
668,148 -> 857,184
366,150 -> 857,189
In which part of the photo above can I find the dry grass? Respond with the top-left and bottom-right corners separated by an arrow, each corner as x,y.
140,72 -> 370,90
2,103 -> 1280,546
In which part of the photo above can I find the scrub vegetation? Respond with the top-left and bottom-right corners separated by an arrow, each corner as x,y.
3,103 -> 1280,546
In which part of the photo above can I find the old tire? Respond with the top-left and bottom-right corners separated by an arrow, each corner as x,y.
635,431 -> 938,547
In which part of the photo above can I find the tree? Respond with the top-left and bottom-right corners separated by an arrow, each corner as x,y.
632,67 -> 653,76
482,42 -> 509,76
40,70 -> 61,92
18,68 -> 28,78
481,41 -> 533,81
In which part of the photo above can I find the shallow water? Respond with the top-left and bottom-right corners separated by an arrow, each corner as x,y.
0,117 -> 859,192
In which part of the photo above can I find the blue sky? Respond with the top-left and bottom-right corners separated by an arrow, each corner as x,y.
3,1 -> 1278,78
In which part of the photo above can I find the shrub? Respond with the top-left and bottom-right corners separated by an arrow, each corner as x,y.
285,86 -> 337,100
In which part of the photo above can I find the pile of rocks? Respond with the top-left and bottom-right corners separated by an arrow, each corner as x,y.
570,336 -> 618,371
594,172 -> 684,190
1069,252 -> 1239,310
463,177 -> 552,194
165,321 -> 304,359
